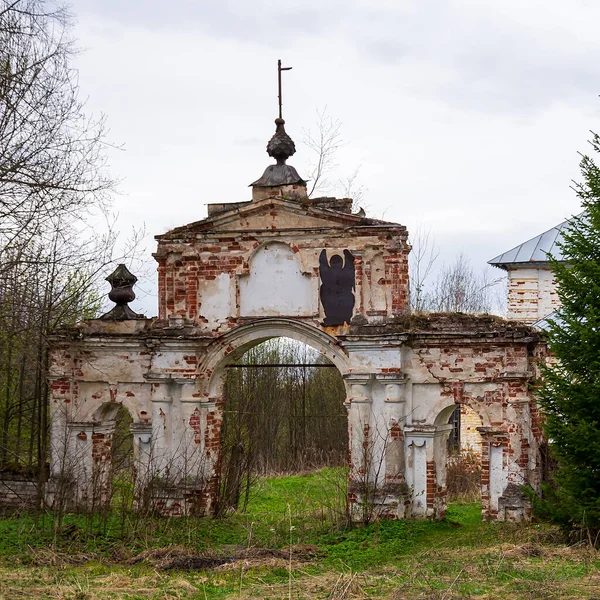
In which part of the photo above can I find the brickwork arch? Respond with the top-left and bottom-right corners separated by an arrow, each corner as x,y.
195,318 -> 352,516
240,240 -> 311,276
199,318 -> 350,399
91,397 -> 140,425
430,387 -> 493,432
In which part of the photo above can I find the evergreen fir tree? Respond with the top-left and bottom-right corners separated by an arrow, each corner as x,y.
537,131 -> 600,541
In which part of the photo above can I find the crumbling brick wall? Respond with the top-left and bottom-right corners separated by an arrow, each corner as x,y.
153,197 -> 410,334
0,474 -> 39,510
507,267 -> 560,323
45,195 -> 547,523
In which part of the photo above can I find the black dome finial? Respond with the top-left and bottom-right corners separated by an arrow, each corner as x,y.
266,117 -> 296,165
250,60 -> 306,189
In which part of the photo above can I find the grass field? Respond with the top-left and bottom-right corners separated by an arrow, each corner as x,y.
0,468 -> 599,599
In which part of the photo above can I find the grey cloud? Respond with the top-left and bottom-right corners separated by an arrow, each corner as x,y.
235,136 -> 264,147
349,2 -> 600,113
75,0 -> 349,46
74,0 -> 600,113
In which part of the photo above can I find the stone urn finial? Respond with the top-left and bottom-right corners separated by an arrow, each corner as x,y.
100,264 -> 144,320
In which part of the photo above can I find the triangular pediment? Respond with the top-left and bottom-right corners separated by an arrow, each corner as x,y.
157,197 -> 404,241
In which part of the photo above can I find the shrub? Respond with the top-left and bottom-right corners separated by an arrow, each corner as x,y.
446,448 -> 481,502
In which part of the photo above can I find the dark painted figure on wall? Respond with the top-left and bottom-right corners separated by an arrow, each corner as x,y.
319,249 -> 355,326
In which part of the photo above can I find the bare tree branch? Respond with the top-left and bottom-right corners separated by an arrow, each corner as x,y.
0,1 -> 148,474
409,224 -> 440,312
302,107 -> 343,198
427,253 -> 503,314
301,107 -> 369,214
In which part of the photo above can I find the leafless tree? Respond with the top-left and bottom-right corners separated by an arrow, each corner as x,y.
0,1 -> 147,479
302,108 -> 343,198
339,166 -> 368,213
427,253 -> 502,314
301,107 -> 368,212
409,225 -> 439,312
409,225 -> 504,315
0,0 -> 113,258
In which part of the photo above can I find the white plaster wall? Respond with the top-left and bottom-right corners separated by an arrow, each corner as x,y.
463,382 -> 499,426
410,383 -> 443,424
152,350 -> 192,371
408,441 -> 427,516
239,243 -> 313,317
72,381 -> 151,423
369,380 -> 392,485
489,444 -> 504,512
433,427 -> 452,489
345,347 -> 403,371
364,254 -> 386,313
347,399 -> 372,478
151,398 -> 171,473
504,399 -> 530,488
78,351 -> 148,383
383,389 -> 406,484
198,273 -> 234,326
49,404 -> 70,478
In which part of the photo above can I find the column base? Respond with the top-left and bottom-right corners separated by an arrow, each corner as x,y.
348,480 -> 411,521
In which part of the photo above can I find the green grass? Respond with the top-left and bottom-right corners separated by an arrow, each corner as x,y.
1,469 -> 600,599
0,468 -> 350,558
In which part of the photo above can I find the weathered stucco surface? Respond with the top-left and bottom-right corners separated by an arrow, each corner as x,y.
153,196 -> 409,332
46,193 -> 546,522
506,266 -> 560,323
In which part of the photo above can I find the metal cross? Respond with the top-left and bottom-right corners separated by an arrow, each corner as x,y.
277,59 -> 292,119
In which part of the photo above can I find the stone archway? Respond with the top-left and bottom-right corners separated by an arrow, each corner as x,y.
193,319 -> 352,515
46,397 -> 150,511
45,138 -> 546,522
47,314 -> 545,521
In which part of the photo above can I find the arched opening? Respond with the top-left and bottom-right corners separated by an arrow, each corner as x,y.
87,401 -> 137,510
110,404 -> 135,510
215,335 -> 349,516
445,404 -> 483,502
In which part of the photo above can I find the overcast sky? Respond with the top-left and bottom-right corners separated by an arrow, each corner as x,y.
68,0 -> 600,315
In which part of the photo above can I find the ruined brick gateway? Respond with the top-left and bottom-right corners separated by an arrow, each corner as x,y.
47,115 -> 546,521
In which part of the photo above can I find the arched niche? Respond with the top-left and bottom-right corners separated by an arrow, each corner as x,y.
368,253 -> 387,312
239,242 -> 314,317
429,388 -> 492,434
92,399 -> 136,424
434,403 -> 461,427
75,382 -> 150,425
